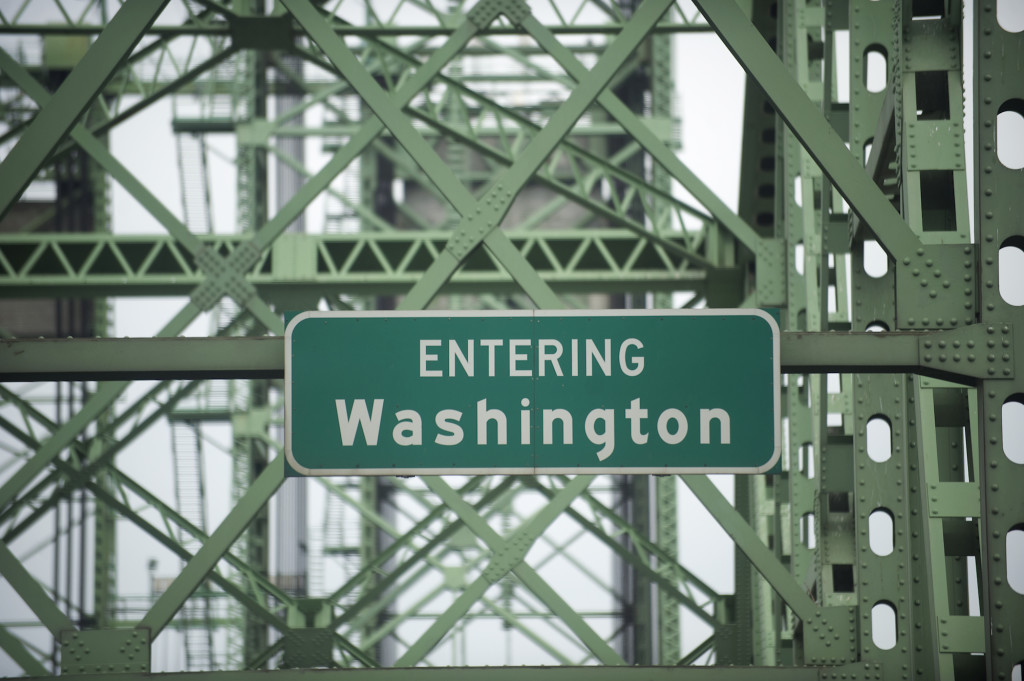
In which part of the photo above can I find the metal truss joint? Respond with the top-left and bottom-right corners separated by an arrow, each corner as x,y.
191,243 -> 260,310
801,606 -> 858,667
59,628 -> 150,675
467,0 -> 531,29
447,195 -> 507,259
482,531 -> 533,584
918,322 -> 1014,382
283,600 -> 335,668
896,243 -> 976,330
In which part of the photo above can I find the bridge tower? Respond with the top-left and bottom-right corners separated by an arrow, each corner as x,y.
1,1 -> 1022,679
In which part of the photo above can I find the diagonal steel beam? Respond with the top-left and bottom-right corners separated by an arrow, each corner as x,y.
420,476 -> 627,666
0,0 -> 171,221
0,623 -> 48,677
136,455 -> 284,638
692,0 -> 920,259
0,414 -> 297,635
0,302 -> 201,514
0,48 -> 297,332
298,36 -> 710,262
522,15 -> 763,252
81,475 -> 375,668
520,476 -> 718,628
681,475 -> 817,622
249,26 -> 480,254
0,539 -> 76,636
282,0 -> 478,216
328,478 -> 514,628
287,0 -> 671,310
399,0 -> 675,310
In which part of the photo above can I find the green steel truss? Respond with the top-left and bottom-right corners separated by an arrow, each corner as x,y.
0,0 -> 1021,679
0,231 -> 704,298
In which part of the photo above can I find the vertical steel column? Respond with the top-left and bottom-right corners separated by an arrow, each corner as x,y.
973,3 -> 1024,680
846,2 -> 912,676
847,0 -> 977,676
778,0 -> 828,665
649,27 -> 679,663
610,0 -> 653,662
730,0 -> 783,664
232,0 -> 272,663
783,3 -> 830,660
899,3 -> 980,678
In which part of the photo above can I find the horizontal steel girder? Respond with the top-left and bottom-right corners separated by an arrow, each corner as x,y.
0,231 -> 704,298
0,327 -> 1013,384
13,666 -> 819,681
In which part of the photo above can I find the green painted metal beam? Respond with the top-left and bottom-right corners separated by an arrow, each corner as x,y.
281,0 -> 479,217
137,455 -> 284,638
0,301 -> 200,513
0,231 -> 704,299
0,24 -> 713,37
0,623 -> 48,677
692,0 -> 920,259
680,475 -> 817,623
971,1 -> 1024,676
0,540 -> 76,636
520,476 -> 718,628
0,47 -> 204,256
521,16 -> 762,253
281,0 -> 671,310
1,329 -> 1013,383
421,476 -> 627,666
0,0 -> 171,221
12,667 -> 821,681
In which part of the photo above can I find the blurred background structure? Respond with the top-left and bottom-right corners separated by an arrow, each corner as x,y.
0,0 -> 1023,678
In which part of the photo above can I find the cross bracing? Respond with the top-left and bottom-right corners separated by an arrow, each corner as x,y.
0,0 -> 1022,679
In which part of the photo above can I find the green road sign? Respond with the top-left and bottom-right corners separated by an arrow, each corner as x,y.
285,310 -> 781,476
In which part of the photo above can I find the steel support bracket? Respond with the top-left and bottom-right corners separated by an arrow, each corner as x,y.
801,606 -> 858,667
927,482 -> 980,518
59,629 -> 150,675
482,531 -> 534,584
467,0 -> 530,29
896,243 -> 976,330
916,322 -> 1014,382
936,615 -> 985,655
283,600 -> 334,668
191,242 -> 261,310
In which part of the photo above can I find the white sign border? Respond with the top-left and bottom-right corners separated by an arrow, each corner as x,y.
284,309 -> 782,476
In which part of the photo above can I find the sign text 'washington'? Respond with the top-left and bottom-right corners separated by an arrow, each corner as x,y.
285,310 -> 781,476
